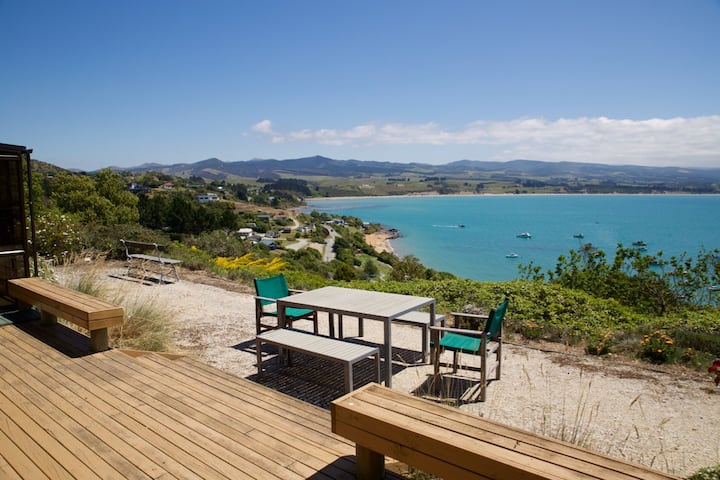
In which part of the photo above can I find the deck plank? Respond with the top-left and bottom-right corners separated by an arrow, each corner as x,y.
0,322 -> 365,479
85,353 -> 298,480
0,330 -> 163,479
0,429 -> 49,480
101,350 -> 355,479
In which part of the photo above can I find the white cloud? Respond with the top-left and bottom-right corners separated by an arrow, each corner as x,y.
249,116 -> 720,167
251,119 -> 274,134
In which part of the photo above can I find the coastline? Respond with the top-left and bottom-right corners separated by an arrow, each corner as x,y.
364,229 -> 396,254
306,192 -> 716,202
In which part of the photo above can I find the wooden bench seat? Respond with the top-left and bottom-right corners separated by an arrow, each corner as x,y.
256,328 -> 380,393
7,277 -> 124,352
332,383 -> 681,480
120,239 -> 181,283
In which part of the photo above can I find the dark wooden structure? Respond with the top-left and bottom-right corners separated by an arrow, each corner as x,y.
0,143 -> 36,297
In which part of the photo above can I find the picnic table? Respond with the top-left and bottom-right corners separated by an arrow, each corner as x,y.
276,286 -> 436,388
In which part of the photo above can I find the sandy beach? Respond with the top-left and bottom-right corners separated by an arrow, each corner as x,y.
56,262 -> 720,478
364,230 -> 395,254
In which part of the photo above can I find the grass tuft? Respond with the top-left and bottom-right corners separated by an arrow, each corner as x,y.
58,263 -> 172,352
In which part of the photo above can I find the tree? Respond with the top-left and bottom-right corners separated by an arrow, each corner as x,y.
333,261 -> 357,281
362,259 -> 379,279
388,255 -> 427,281
50,170 -> 138,225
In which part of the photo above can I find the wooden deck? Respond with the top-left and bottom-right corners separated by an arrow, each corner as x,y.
0,320 -> 368,479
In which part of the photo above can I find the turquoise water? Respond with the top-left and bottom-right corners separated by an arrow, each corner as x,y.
306,195 -> 720,281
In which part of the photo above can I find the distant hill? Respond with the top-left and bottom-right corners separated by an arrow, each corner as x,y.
120,155 -> 437,180
115,156 -> 720,188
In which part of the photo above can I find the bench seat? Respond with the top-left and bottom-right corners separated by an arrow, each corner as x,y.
7,277 -> 124,352
332,383 -> 681,480
256,328 -> 380,393
393,311 -> 445,362
337,312 -> 445,363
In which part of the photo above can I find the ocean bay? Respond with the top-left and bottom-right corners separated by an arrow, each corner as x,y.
306,195 -> 720,282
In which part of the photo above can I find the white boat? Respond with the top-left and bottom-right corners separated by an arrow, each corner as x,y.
505,252 -> 519,258
516,232 -> 532,239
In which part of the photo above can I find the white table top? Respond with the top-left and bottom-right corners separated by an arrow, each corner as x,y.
277,286 -> 435,321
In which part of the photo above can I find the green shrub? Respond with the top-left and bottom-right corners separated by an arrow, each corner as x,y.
34,210 -> 84,261
639,330 -> 677,364
688,465 -> 720,480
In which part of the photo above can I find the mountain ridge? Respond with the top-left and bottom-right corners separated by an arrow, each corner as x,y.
110,156 -> 720,186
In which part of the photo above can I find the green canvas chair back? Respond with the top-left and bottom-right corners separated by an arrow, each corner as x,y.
484,297 -> 509,340
440,297 -> 509,354
254,274 -> 289,307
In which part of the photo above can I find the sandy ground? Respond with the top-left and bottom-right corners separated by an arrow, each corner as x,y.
365,231 -> 395,254
57,262 -> 719,478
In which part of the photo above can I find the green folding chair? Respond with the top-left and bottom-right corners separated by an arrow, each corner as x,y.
430,296 -> 509,402
253,274 -> 318,334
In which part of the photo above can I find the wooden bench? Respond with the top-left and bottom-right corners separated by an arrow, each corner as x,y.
331,383 -> 681,480
120,239 -> 182,283
7,277 -> 124,352
256,328 -> 380,393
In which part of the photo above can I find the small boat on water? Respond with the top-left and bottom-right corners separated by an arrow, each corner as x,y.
458,224 -> 465,228
573,233 -> 584,239
632,240 -> 647,247
505,252 -> 519,258
516,232 -> 532,239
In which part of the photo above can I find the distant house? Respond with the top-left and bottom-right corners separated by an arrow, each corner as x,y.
127,182 -> 149,194
260,238 -> 277,250
197,193 -> 220,203
160,182 -> 174,190
237,227 -> 254,238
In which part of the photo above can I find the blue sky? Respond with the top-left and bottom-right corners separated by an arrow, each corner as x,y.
2,0 -> 719,171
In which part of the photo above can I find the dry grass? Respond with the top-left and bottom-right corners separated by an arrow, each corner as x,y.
56,259 -> 172,352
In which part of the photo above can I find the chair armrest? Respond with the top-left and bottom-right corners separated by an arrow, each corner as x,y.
288,288 -> 307,294
429,325 -> 489,338
450,312 -> 489,320
254,295 -> 278,304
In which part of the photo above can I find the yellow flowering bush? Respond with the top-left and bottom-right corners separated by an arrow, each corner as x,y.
520,320 -> 543,340
214,254 -> 287,272
640,330 -> 676,364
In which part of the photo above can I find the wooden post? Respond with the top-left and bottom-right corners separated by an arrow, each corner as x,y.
40,310 -> 57,326
356,444 -> 384,480
90,328 -> 109,352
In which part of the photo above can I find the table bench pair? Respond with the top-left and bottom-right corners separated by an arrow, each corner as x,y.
332,383 -> 681,480
7,277 -> 124,352
120,239 -> 181,283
